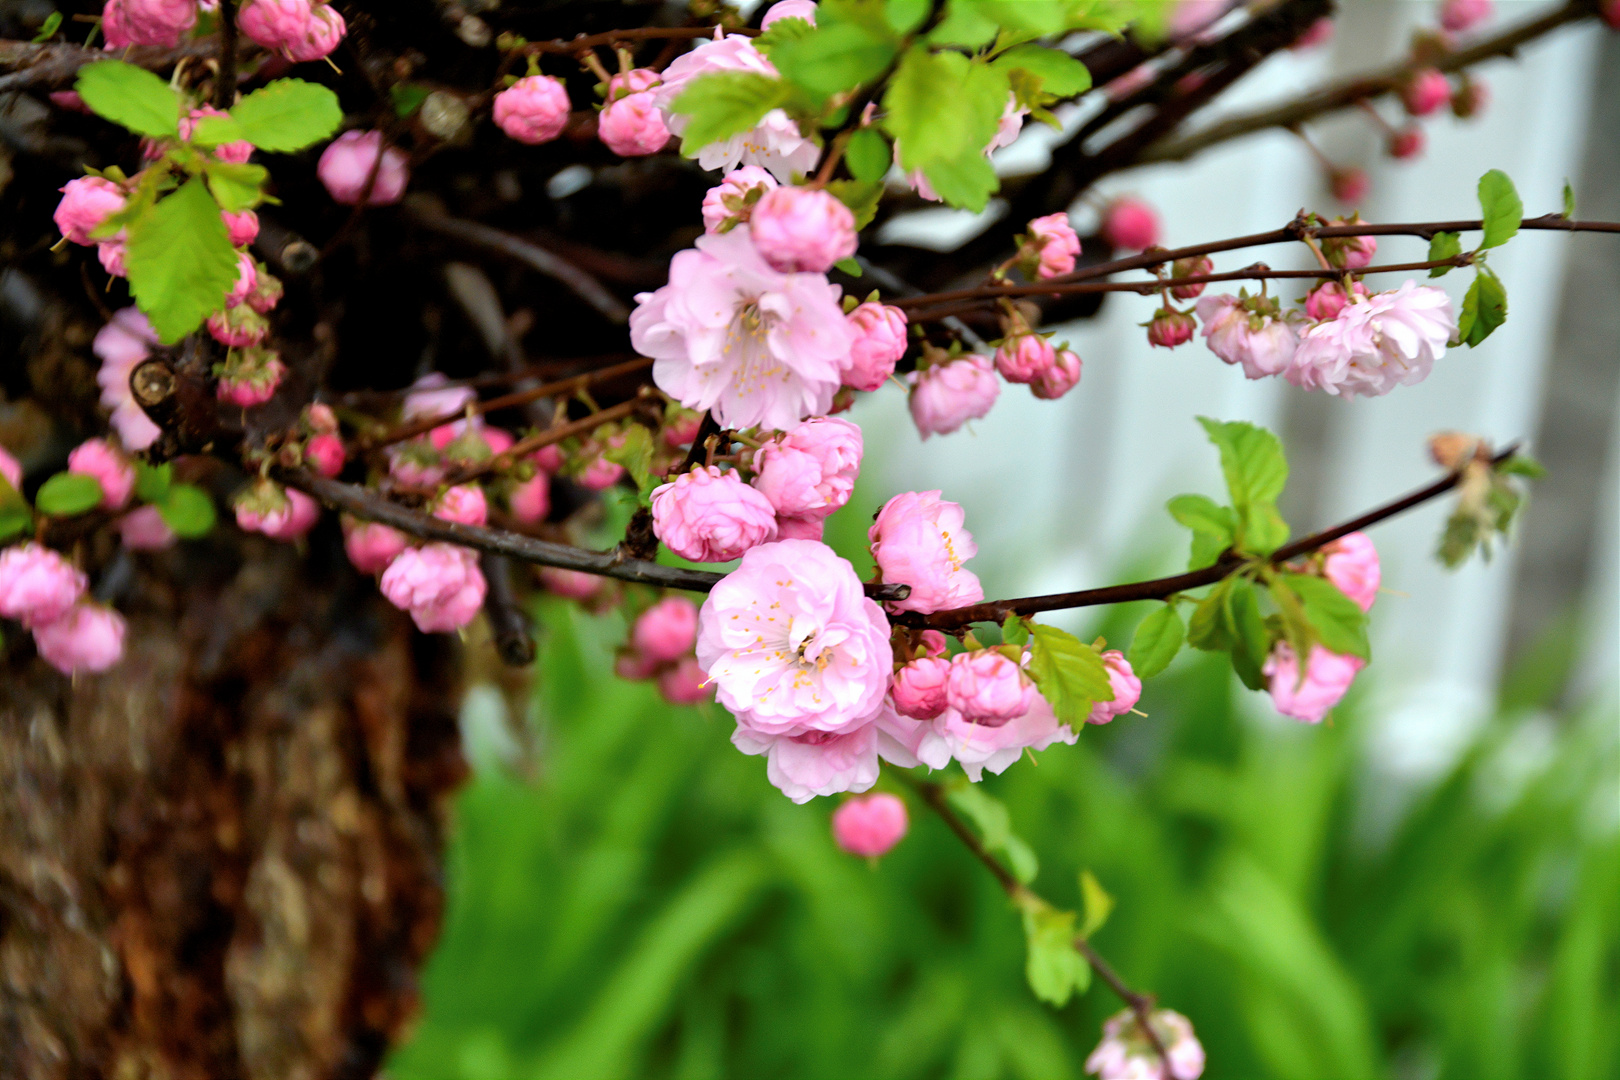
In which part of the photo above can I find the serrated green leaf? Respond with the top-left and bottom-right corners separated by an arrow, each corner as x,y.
1001,613 -> 1030,647
825,178 -> 883,229
1562,180 -> 1575,220
604,424 -> 655,494
1027,623 -> 1112,725
203,160 -> 268,213
1458,266 -> 1507,347
125,177 -> 239,344
845,127 -> 891,183
771,21 -> 897,101
885,48 -> 971,169
1127,603 -> 1183,679
1196,417 -> 1290,554
76,60 -> 180,138
1225,577 -> 1269,690
189,113 -> 247,148
945,779 -> 1038,884
992,44 -> 1092,97
134,461 -> 173,503
1167,492 -> 1235,569
1282,572 -> 1369,660
229,79 -> 343,152
1022,905 -> 1089,1006
36,472 -> 103,516
754,15 -> 814,53
1477,169 -> 1522,250
671,72 -> 793,157
927,2 -> 1000,46
1078,869 -> 1114,940
158,483 -> 216,538
1187,577 -> 1234,652
1427,231 -> 1461,277
919,150 -> 999,213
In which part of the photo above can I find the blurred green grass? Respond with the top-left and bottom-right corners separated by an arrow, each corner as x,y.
388,588 -> 1617,1080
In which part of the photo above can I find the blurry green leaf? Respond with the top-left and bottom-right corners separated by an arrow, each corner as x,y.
886,47 -> 1008,201
1267,574 -> 1315,664
391,83 -> 432,118
188,113 -> 246,148
927,2 -> 1000,46
1127,603 -> 1183,679
885,0 -> 932,34
1077,869 -> 1114,940
844,126 -> 892,183
992,44 -> 1092,97
1281,572 -> 1369,660
134,461 -> 173,503
1167,493 -> 1235,569
1225,577 -> 1269,690
946,779 -> 1038,884
203,159 -> 268,213
36,472 -> 102,516
1028,622 -> 1112,725
229,78 -> 343,152
1476,169 -> 1522,250
1458,266 -> 1507,347
833,256 -> 862,276
1002,613 -> 1030,647
604,424 -> 656,494
1497,454 -> 1546,479
125,177 -> 238,344
1021,905 -> 1089,1006
756,17 -> 814,55
158,482 -> 216,537
771,20 -> 897,101
1187,577 -> 1234,652
0,473 -> 30,540
1427,231 -> 1461,277
672,73 -> 793,156
1197,417 -> 1289,554
1562,179 -> 1575,220
826,179 -> 884,229
918,151 -> 998,212
32,11 -> 62,42
75,60 -> 179,138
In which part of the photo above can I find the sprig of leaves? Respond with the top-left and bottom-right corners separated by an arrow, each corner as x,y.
1454,169 -> 1522,347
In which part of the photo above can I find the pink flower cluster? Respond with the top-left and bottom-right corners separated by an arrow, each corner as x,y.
0,543 -> 125,674
869,491 -> 982,615
1264,531 -> 1380,723
237,0 -> 347,62
617,596 -> 712,705
1086,1008 -> 1206,1080
993,333 -> 1083,400
380,544 -> 487,633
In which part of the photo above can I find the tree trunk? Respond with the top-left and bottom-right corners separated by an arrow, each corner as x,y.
0,537 -> 465,1080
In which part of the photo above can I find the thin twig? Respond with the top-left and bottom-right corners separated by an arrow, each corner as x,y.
443,396 -> 647,484
213,0 -> 238,108
1072,938 -> 1176,1080
522,25 -> 758,56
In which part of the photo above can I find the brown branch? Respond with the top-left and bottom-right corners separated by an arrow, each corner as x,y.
1137,0 -> 1598,167
1072,938 -> 1176,1080
522,25 -> 759,56
0,38 -> 230,92
897,445 -> 1520,630
213,0 -> 238,109
443,396 -> 648,484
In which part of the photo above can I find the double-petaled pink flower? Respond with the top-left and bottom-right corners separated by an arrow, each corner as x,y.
379,543 -> 486,632
651,465 -> 779,563
869,490 -> 983,615
908,355 -> 999,438
750,416 -> 862,523
843,302 -> 907,391
655,35 -> 819,181
1286,280 -> 1454,398
1263,642 -> 1363,723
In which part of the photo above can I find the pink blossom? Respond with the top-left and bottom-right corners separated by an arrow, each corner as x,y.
651,465 -> 778,563
225,251 -> 258,308
731,721 -> 881,804
1086,651 -> 1140,724
775,515 -> 824,541
1286,281 -> 1454,397
55,176 -> 125,246
655,35 -> 819,180
701,166 -> 778,233
305,433 -> 345,477
869,490 -> 983,615
1303,280 -> 1368,321
317,131 -> 409,205
343,519 -> 409,574
598,91 -> 670,156
215,346 -> 286,407
832,793 -> 908,857
634,596 -> 699,662
238,0 -> 310,53
907,355 -> 999,439
94,307 -> 162,450
379,543 -> 486,632
919,629 -> 948,657
1026,213 -> 1081,279
892,656 -> 951,720
578,454 -> 625,491
924,694 -> 1077,782
207,304 -> 269,349
223,209 -> 260,247
1403,68 -> 1451,116
117,505 -> 177,550
0,544 -> 87,627
1102,197 -> 1161,251
606,69 -> 661,99
842,302 -> 907,391
1148,308 -> 1197,349
1322,531 -> 1380,612
1330,166 -> 1370,204
1086,1009 -> 1205,1080
182,105 -> 252,163
750,417 -> 862,520
97,238 -> 127,278
1170,255 -> 1213,299
539,566 -> 602,600
1195,295 -> 1300,380
1031,347 -> 1082,400
995,333 -> 1054,384
946,649 -> 1035,724
748,186 -> 857,274
1263,643 -> 1363,723
67,438 -> 135,509
434,483 -> 488,527
631,229 -> 853,431
0,445 -> 21,492
761,0 -> 818,26
494,75 -> 572,145
658,657 -> 714,705
697,539 -> 893,735
101,0 -> 196,48
508,472 -> 551,524
1388,126 -> 1425,160
402,372 -> 476,443
32,602 -> 126,674
284,3 -> 344,62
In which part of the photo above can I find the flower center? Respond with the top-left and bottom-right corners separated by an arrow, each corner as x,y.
725,299 -> 787,398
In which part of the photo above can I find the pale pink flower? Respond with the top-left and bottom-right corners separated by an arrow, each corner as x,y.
1286,281 -> 1454,398
869,490 -> 983,615
598,91 -> 670,156
908,355 -> 999,438
508,472 -> 551,524
67,438 -> 135,510
656,35 -> 819,180
1031,347 -> 1082,400
182,105 -> 252,163
761,0 -> 818,26
1196,294 -> 1300,380
32,602 -> 125,674
318,131 -> 409,205
1086,1008 -> 1206,1080
238,0 -> 310,53
631,229 -> 853,431
1403,68 -> 1451,116
284,2 -> 344,62
94,307 -> 162,450
832,792 -> 908,857
1147,308 -> 1197,349
995,333 -> 1054,384
539,566 -> 602,600
751,417 -> 861,520
1322,531 -> 1380,612
925,694 -> 1077,782
223,209 -> 260,247
0,446 -> 21,492
0,544 -> 86,627
97,238 -> 128,278
578,454 -> 625,491
702,166 -> 779,234
1026,213 -> 1081,279
748,186 -> 856,274
343,519 -> 409,575
1303,280 -> 1368,321
1102,197 -> 1161,251
55,176 -> 125,246
697,539 -> 893,735
304,433 -> 345,477
634,596 -> 699,663
659,657 -> 714,705
843,302 -> 907,391
1086,650 -> 1140,725
946,649 -> 1036,724
1264,642 -> 1363,723
101,0 -> 196,48
892,656 -> 951,720
1441,0 -> 1493,31
732,721 -> 881,803
651,465 -> 778,563
434,483 -> 488,527
117,505 -> 177,550
379,543 -> 486,633
494,74 -> 571,144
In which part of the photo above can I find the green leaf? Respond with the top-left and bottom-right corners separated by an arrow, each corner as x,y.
125,178 -> 239,344
919,151 -> 999,213
833,257 -> 862,276
1167,493 -> 1235,569
825,178 -> 883,229
885,0 -> 932,34
1225,577 -> 1269,691
672,73 -> 793,157
945,780 -> 1038,884
1077,869 -> 1114,940
32,11 -> 63,43
0,472 -> 31,540
992,44 -> 1092,97
1187,577 -> 1234,652
203,160 -> 269,213
753,15 -> 815,52
1196,417 -> 1289,554
135,462 -> 173,503
1001,613 -> 1030,648
1458,266 -> 1507,347
845,127 -> 892,183
771,21 -> 897,101
229,79 -> 344,152
1497,455 -> 1546,479
36,472 -> 103,517
75,60 -> 180,138
1562,179 -> 1575,220
885,48 -> 968,169
1427,231 -> 1461,277
391,83 -> 432,118
927,2 -> 1000,46
1282,572 -> 1370,661
1022,905 -> 1089,1006
604,424 -> 656,494
158,483 -> 216,538
1128,603 -> 1184,679
188,113 -> 247,148
1027,623 -> 1112,725
1267,575 -> 1314,665
1477,169 -> 1522,250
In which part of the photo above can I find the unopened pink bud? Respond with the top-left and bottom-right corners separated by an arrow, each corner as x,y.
1329,166 -> 1370,204
946,649 -> 1036,724
238,0 -> 310,52
532,444 -> 564,473
317,130 -> 409,205
1322,530 -> 1380,612
117,505 -> 177,550
578,454 -> 626,491
1322,219 -> 1377,270
701,166 -> 777,234
494,75 -> 571,145
1403,68 -> 1451,116
1304,279 -> 1369,321
226,252 -> 258,308
215,346 -> 285,406
633,596 -> 699,663
284,3 -> 345,62
1388,126 -> 1425,160
919,629 -> 948,657
1031,347 -> 1081,400
598,91 -> 670,156
1441,0 -> 1492,32
342,519 -> 409,574
615,648 -> 661,681
606,68 -> 661,99
843,302 -> 907,391
1147,308 -> 1196,349
908,355 -> 998,439
749,186 -> 857,274
101,0 -> 197,49
305,403 -> 338,433
663,409 -> 704,449
304,433 -> 345,477
658,656 -> 713,704
1086,650 -> 1141,724
891,656 -> 950,720
1451,75 -> 1489,119
434,483 -> 488,527
0,543 -> 87,628
1264,643 -> 1363,723
247,269 -> 284,314
223,209 -> 260,247
1170,255 -> 1213,299
67,438 -> 135,509
1102,197 -> 1161,251
509,472 -> 551,524
97,237 -> 128,278
832,793 -> 908,858
379,542 -> 486,632
995,332 -> 1055,384
1025,213 -> 1080,279
32,602 -> 126,674
55,176 -> 125,246
207,304 -> 269,349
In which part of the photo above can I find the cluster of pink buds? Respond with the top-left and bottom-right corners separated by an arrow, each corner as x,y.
1016,213 -> 1081,280
990,305 -> 1085,403
0,542 -> 127,674
841,298 -> 909,392
616,596 -> 711,705
237,0 -> 347,63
